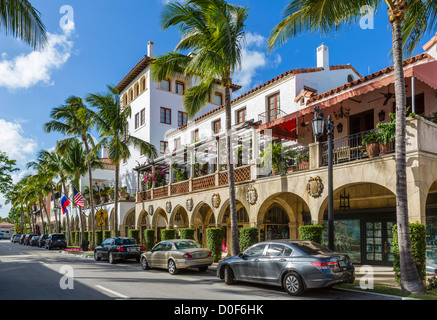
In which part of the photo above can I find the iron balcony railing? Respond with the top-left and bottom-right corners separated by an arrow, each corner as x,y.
258,108 -> 287,124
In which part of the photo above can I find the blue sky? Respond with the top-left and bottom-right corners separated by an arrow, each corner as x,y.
0,0 -> 432,217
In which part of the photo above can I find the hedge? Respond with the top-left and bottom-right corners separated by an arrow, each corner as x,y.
393,223 -> 426,285
179,228 -> 195,240
143,229 -> 155,251
95,230 -> 103,245
298,225 -> 323,244
128,229 -> 140,243
239,227 -> 259,252
206,228 -> 224,262
103,230 -> 112,241
161,229 -> 176,241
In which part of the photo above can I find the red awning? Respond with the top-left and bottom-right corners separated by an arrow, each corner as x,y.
407,59 -> 437,90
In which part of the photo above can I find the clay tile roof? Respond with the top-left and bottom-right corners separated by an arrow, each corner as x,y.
115,56 -> 153,93
308,53 -> 430,104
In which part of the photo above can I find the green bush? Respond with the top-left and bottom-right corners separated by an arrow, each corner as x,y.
128,229 -> 140,243
179,228 -> 195,240
299,225 -> 323,244
95,230 -> 103,245
143,229 -> 155,251
103,230 -> 112,241
206,228 -> 224,262
70,231 -> 77,246
161,229 -> 176,241
392,223 -> 426,285
239,227 -> 259,252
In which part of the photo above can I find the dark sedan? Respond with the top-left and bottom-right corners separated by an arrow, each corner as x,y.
38,234 -> 49,248
217,240 -> 355,296
94,237 -> 146,264
30,236 -> 40,246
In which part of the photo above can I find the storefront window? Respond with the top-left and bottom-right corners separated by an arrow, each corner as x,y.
426,215 -> 437,273
322,219 -> 361,263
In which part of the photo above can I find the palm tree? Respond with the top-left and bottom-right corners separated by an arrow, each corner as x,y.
44,96 -> 100,249
0,0 -> 47,49
87,85 -> 157,237
150,0 -> 248,256
267,0 -> 432,294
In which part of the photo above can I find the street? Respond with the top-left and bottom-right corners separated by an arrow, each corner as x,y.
0,240 -> 403,304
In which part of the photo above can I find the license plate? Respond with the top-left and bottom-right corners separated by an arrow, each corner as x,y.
128,247 -> 139,252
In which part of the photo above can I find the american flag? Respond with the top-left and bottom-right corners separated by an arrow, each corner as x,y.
73,187 -> 85,207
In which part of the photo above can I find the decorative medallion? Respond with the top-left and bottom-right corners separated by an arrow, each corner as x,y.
212,193 -> 221,209
306,176 -> 324,199
186,198 -> 194,212
246,187 -> 258,205
148,205 -> 154,216
166,201 -> 172,214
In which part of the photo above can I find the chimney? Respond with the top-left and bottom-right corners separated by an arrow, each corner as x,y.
317,44 -> 329,69
147,41 -> 155,58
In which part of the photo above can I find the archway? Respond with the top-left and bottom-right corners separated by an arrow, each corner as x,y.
124,209 -> 136,237
425,181 -> 437,273
153,208 -> 168,242
138,210 -> 150,243
261,203 -> 290,241
170,206 -> 190,238
192,202 -> 215,247
219,200 -> 250,255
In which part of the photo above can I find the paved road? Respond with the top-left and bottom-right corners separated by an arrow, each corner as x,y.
0,240 -> 400,302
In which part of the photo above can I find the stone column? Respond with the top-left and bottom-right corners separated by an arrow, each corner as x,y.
309,142 -> 322,169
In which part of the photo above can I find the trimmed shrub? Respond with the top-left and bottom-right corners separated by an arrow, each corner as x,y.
206,228 -> 224,262
392,223 -> 426,285
128,229 -> 140,243
239,227 -> 259,252
161,229 -> 176,241
71,231 -> 77,246
179,228 -> 195,240
95,230 -> 103,246
103,230 -> 112,241
143,229 -> 155,251
299,225 -> 323,244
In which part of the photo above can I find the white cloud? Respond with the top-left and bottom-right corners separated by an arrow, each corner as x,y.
0,119 -> 38,165
0,28 -> 74,90
233,32 -> 282,94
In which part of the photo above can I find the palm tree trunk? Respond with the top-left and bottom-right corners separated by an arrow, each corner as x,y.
391,13 -> 426,294
50,185 -> 59,233
20,204 -> 24,234
83,139 -> 96,250
224,84 -> 239,256
40,195 -> 50,234
114,164 -> 120,237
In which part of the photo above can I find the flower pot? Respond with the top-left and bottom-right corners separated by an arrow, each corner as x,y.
379,142 -> 393,155
298,161 -> 309,171
366,142 -> 380,159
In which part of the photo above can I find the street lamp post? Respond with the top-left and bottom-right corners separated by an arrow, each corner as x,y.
312,106 -> 335,251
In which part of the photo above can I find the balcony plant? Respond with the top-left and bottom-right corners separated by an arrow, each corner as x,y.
173,163 -> 188,182
119,186 -> 127,198
296,150 -> 309,171
376,112 -> 396,155
361,130 -> 380,159
99,188 -> 107,203
260,142 -> 286,175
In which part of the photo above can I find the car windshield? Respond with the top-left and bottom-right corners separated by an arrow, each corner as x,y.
293,241 -> 332,255
174,241 -> 202,250
115,238 -> 137,245
52,234 -> 65,240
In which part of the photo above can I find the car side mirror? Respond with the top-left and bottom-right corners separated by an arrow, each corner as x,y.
238,253 -> 247,259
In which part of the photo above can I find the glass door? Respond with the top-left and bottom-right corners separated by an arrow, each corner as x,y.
364,221 -> 394,265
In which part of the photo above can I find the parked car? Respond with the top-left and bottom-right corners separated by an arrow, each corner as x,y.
38,234 -> 49,248
94,237 -> 145,264
45,233 -> 67,250
140,239 -> 213,275
19,234 -> 27,245
11,234 -> 20,243
24,234 -> 37,246
30,236 -> 40,247
216,240 -> 355,296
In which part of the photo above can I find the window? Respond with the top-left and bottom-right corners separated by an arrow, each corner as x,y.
135,113 -> 140,129
123,94 -> 128,107
212,119 -> 221,134
135,83 -> 140,98
160,107 -> 171,124
175,81 -> 185,95
178,111 -> 187,127
174,138 -> 182,150
192,129 -> 199,143
140,76 -> 146,92
236,107 -> 246,124
160,141 -> 168,154
245,244 -> 267,257
214,93 -> 223,105
140,108 -> 145,126
347,74 -> 354,83
265,244 -> 286,257
161,79 -> 170,91
267,93 -> 280,122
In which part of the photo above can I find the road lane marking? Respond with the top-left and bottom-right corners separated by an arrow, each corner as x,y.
95,285 -> 129,299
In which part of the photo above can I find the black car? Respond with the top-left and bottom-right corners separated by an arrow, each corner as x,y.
30,236 -> 40,246
24,234 -> 37,246
217,240 -> 355,296
19,234 -> 27,245
94,237 -> 145,264
45,233 -> 67,250
38,234 -> 49,248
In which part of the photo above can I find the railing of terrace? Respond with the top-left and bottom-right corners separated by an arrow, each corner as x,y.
258,108 -> 287,125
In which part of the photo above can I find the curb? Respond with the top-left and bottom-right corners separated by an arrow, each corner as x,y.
332,287 -> 419,300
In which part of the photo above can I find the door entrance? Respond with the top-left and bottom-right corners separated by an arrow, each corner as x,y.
363,221 -> 394,266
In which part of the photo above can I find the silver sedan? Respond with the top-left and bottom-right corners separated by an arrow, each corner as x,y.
140,239 -> 213,275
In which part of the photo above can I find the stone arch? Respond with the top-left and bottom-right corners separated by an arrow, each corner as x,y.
191,201 -> 215,247
217,198 -> 249,228
169,205 -> 190,230
123,208 -> 136,236
152,207 -> 168,242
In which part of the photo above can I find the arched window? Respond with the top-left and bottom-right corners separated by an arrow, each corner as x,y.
347,74 -> 354,83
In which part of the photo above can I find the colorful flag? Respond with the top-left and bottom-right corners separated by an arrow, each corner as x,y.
61,195 -> 71,215
73,187 -> 85,208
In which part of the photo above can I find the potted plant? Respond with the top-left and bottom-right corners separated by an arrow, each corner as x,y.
260,142 -> 284,175
99,188 -> 107,203
119,186 -> 127,199
361,130 -> 380,158
296,151 -> 310,171
377,113 -> 395,155
107,187 -> 115,201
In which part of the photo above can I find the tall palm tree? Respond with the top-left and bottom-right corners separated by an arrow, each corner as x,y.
0,0 -> 47,49
44,96 -> 100,249
87,85 -> 157,237
151,0 -> 248,256
267,0 -> 432,294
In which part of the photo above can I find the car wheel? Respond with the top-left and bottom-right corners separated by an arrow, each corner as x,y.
94,251 -> 101,261
223,266 -> 234,285
283,272 -> 304,296
198,266 -> 208,272
141,257 -> 150,270
109,252 -> 116,264
168,259 -> 178,275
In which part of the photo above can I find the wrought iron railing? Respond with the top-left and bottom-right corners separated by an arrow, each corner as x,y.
258,108 -> 287,124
